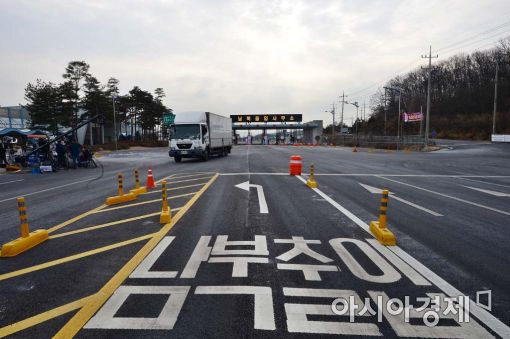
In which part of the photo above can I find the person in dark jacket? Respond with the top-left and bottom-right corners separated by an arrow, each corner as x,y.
70,140 -> 81,169
56,141 -> 66,169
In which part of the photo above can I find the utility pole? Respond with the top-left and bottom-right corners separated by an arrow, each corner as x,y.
383,89 -> 387,135
112,94 -> 118,151
492,61 -> 499,135
422,45 -> 438,147
339,92 -> 348,135
326,103 -> 336,139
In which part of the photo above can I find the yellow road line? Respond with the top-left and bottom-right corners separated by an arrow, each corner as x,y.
49,212 -> 161,239
94,192 -> 197,213
142,183 -> 206,195
0,294 -> 97,338
0,233 -> 155,281
55,173 -> 219,338
170,172 -> 216,180
47,204 -> 107,234
165,176 -> 214,185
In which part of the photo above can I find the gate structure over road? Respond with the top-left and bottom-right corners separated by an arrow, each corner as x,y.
230,114 -> 322,144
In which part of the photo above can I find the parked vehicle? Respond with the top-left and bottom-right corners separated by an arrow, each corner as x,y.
169,111 -> 232,162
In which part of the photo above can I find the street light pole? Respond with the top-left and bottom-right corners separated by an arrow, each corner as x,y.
492,61 -> 499,135
112,94 -> 118,151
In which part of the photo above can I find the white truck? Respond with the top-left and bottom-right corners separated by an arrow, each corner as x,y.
168,111 -> 232,162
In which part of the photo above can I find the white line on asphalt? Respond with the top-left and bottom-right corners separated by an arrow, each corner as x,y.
377,176 -> 510,216
457,177 -> 510,188
220,173 -> 510,178
296,175 -> 369,232
0,177 -> 96,203
359,183 -> 443,216
295,175 -> 510,337
0,179 -> 24,185
461,185 -> 510,197
389,246 -> 510,339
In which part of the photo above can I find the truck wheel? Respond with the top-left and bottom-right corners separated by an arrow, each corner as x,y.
174,156 -> 182,163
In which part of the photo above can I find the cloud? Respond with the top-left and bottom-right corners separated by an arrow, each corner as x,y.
1,0 -> 509,124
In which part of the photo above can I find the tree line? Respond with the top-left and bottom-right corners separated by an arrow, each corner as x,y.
361,39 -> 510,139
24,61 -> 171,141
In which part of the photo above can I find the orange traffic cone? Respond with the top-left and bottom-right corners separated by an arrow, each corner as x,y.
146,167 -> 156,189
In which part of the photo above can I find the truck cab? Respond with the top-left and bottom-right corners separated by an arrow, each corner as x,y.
169,111 -> 232,162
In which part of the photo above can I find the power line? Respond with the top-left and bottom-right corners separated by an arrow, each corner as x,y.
433,19 -> 510,53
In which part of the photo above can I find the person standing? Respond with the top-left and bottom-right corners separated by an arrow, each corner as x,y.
0,141 -> 6,166
70,140 -> 81,169
56,141 -> 66,169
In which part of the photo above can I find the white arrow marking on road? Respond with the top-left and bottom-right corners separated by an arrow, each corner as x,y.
461,185 -> 510,197
359,183 -> 443,217
236,181 -> 268,214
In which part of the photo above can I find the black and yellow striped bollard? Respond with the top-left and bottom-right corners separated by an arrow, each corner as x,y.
306,161 -> 318,188
369,189 -> 396,246
106,172 -> 137,205
130,168 -> 148,195
160,180 -> 172,224
0,197 -> 49,257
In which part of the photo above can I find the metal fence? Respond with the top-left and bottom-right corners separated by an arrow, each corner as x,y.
331,134 -> 431,149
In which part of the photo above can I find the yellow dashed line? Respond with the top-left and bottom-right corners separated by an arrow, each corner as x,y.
0,294 -> 97,337
55,173 -> 219,338
0,233 -> 156,281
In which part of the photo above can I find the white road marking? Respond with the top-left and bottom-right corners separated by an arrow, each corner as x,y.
221,173 -> 510,177
0,179 -> 24,185
130,237 -> 178,279
208,257 -> 269,277
0,177 -> 96,203
366,239 -> 431,286
359,183 -> 443,216
457,177 -> 510,189
377,176 -> 510,216
277,264 -> 339,281
283,288 -> 381,335
84,285 -> 190,330
235,180 -> 269,213
296,175 -> 369,232
296,175 -> 510,337
180,236 -> 212,279
388,247 -> 509,339
275,237 -> 333,263
329,238 -> 401,284
461,185 -> 510,197
194,286 -> 275,330
212,235 -> 269,256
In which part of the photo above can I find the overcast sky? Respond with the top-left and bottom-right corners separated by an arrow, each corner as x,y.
1,0 -> 509,124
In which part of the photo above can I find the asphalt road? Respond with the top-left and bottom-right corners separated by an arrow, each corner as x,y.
0,143 -> 509,338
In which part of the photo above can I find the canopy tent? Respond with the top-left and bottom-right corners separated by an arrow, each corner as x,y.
0,128 -> 48,138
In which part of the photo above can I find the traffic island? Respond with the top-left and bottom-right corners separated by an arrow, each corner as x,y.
1,197 -> 49,257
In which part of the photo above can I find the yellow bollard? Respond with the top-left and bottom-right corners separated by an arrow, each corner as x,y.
1,197 -> 48,257
160,180 -> 172,224
130,168 -> 147,195
106,173 -> 137,205
306,162 -> 318,188
369,190 -> 396,246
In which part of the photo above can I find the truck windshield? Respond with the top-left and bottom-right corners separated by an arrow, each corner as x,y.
170,124 -> 201,140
